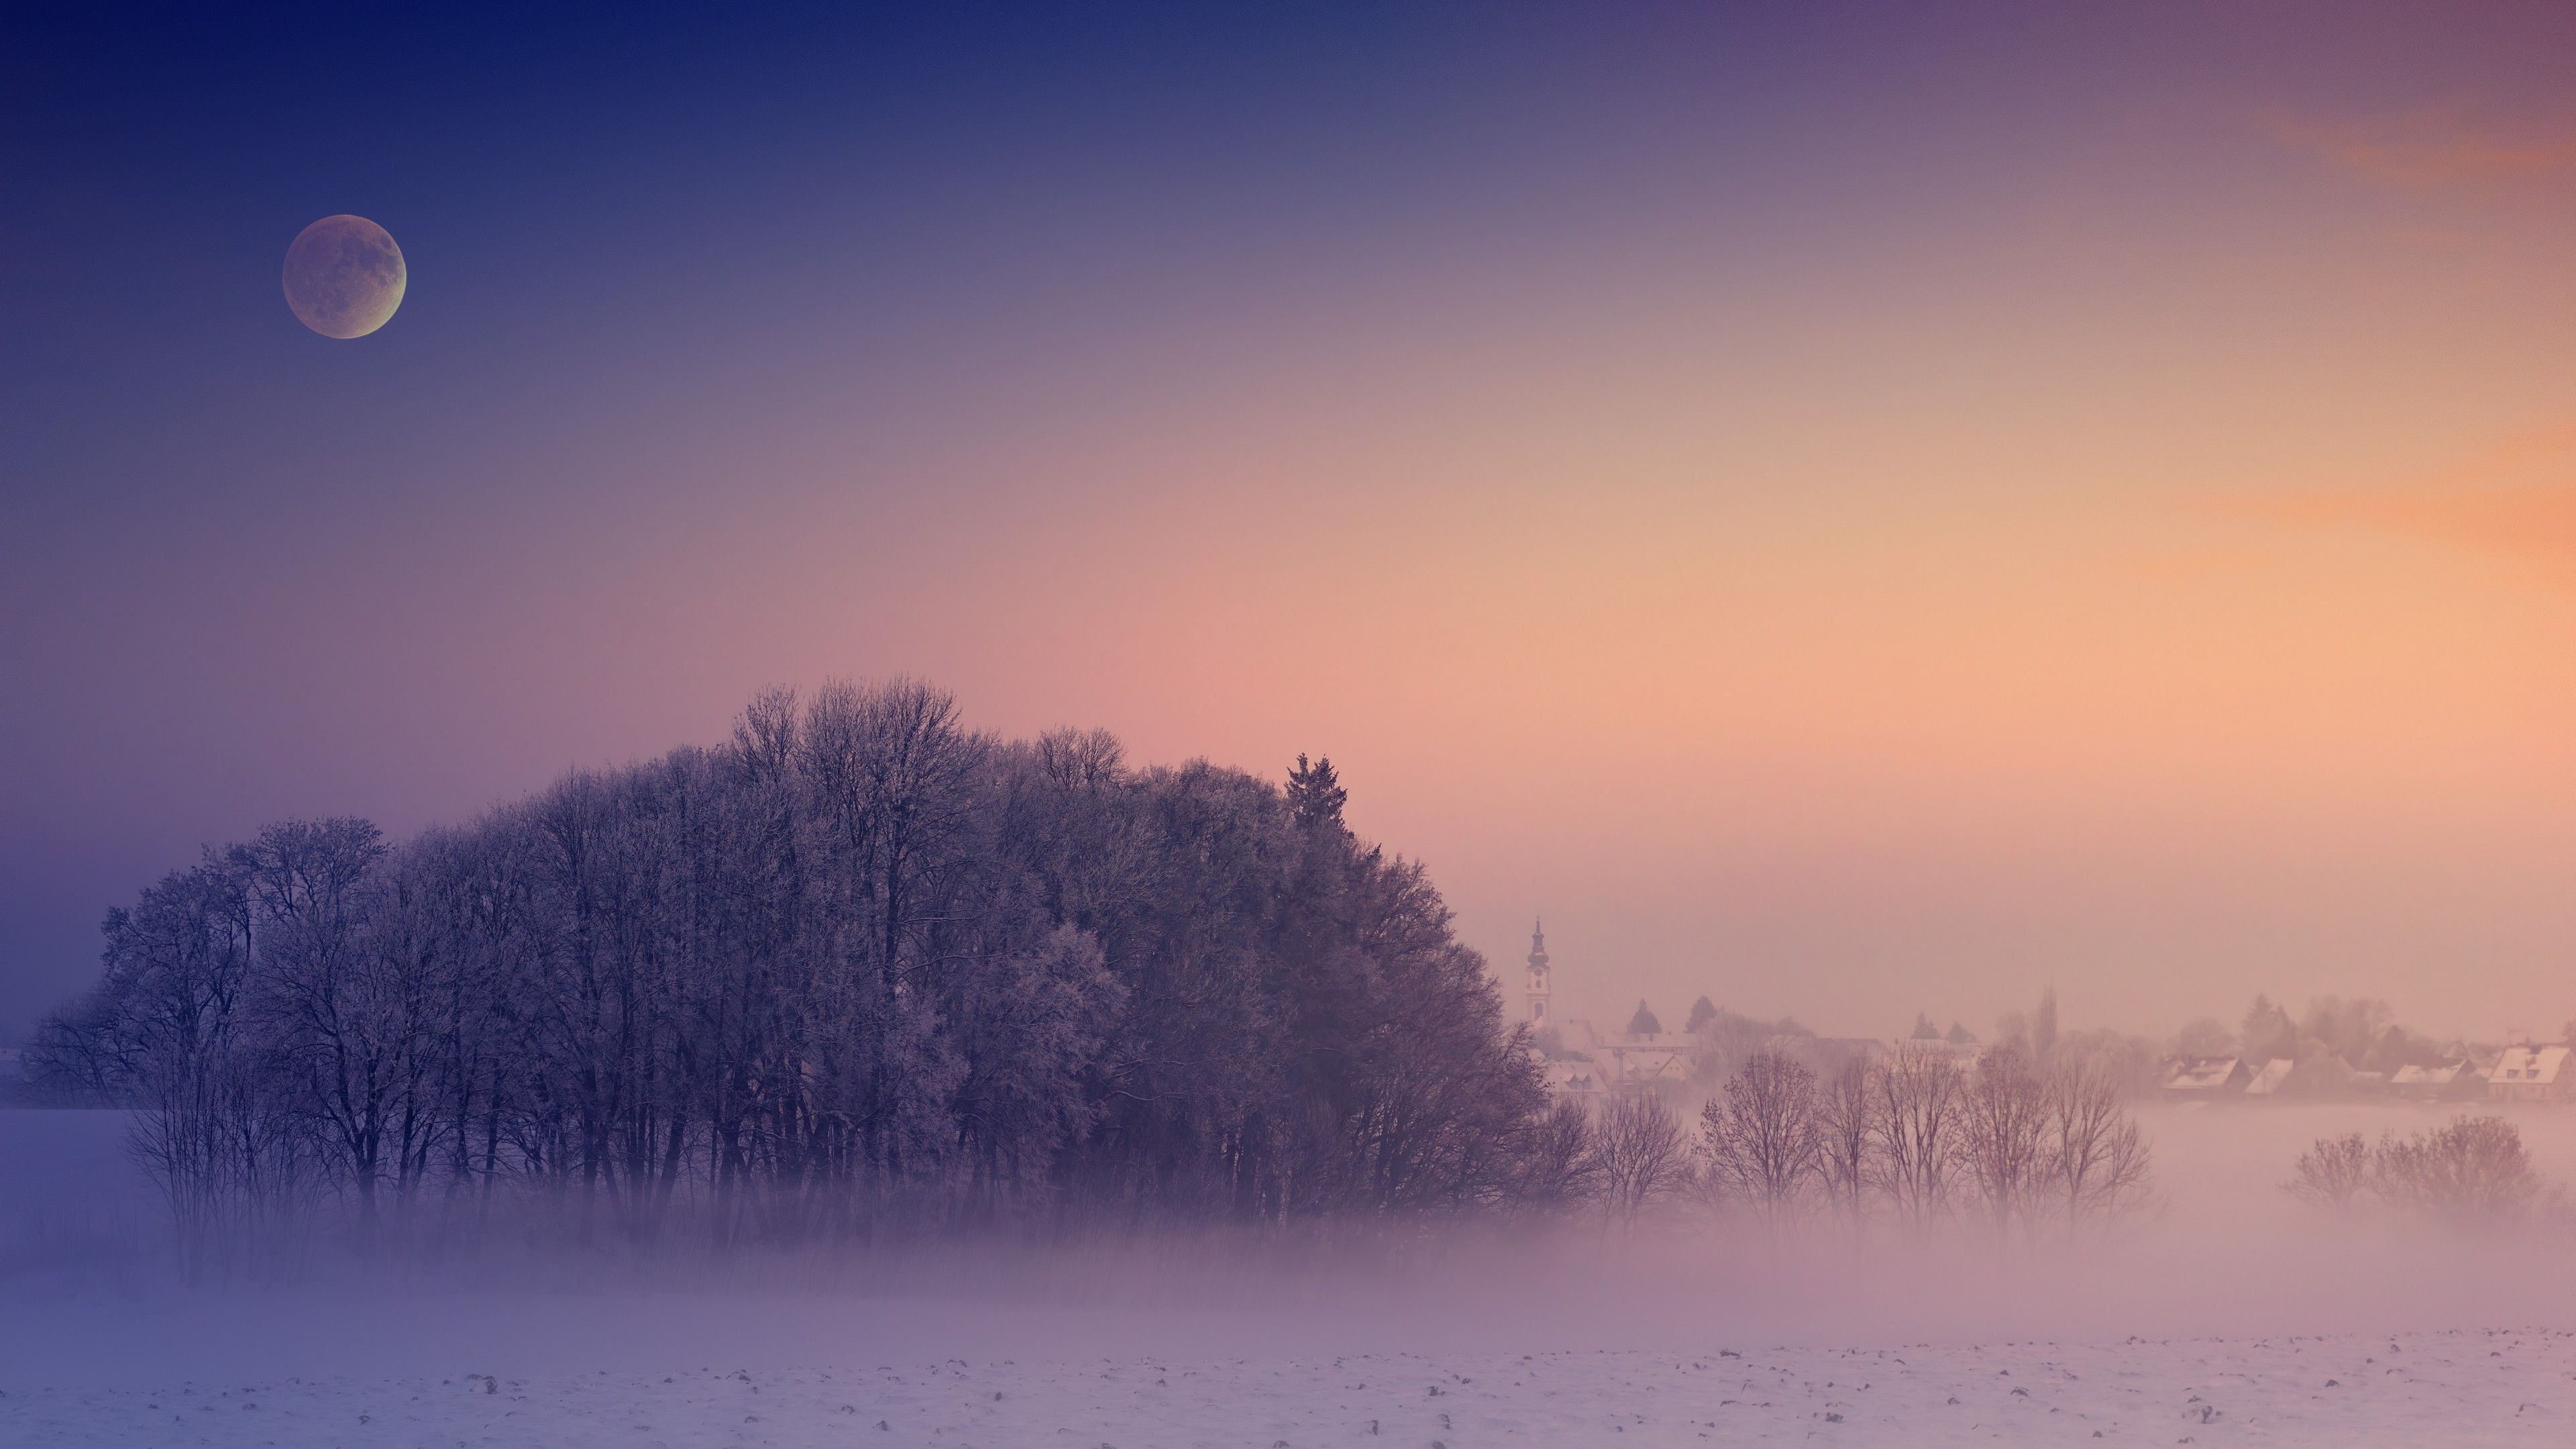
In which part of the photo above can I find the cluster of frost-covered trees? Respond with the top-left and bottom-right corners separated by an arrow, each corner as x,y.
1574,1043 -> 2155,1238
32,681 -> 1551,1260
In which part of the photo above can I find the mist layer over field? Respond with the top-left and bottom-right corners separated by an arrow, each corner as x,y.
8,1103 -> 2572,1395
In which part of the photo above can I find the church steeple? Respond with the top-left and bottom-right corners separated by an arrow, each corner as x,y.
1524,918 -> 1552,1027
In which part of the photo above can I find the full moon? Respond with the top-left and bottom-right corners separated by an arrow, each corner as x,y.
282,215 -> 406,339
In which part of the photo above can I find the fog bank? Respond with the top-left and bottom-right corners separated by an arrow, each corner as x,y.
7,1103 -> 2574,1392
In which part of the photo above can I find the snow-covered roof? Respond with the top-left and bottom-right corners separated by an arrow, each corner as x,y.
2390,1063 -> 2466,1087
2162,1057 -> 2243,1091
1542,1061 -> 1601,1090
2491,1045 -> 2569,1085
2242,1058 -> 2295,1095
1617,1049 -> 1688,1081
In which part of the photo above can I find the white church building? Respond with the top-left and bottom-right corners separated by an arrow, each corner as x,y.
1517,920 -> 1700,1097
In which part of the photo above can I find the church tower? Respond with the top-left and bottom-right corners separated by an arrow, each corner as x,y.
1525,919 -> 1552,1028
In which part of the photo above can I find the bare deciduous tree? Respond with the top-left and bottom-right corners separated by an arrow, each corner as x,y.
1960,1046 -> 2049,1236
1872,1042 -> 1960,1231
1700,1051 -> 1821,1234
1585,1093 -> 1690,1228
2044,1054 -> 2153,1228
1509,1097 -> 1599,1216
1813,1058 -> 1875,1236
2286,1132 -> 2372,1214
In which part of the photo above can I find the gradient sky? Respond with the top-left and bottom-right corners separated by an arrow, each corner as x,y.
5,3 -> 2574,1044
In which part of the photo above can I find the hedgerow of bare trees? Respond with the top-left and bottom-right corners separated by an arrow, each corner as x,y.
1672,1040 -> 2152,1240
2289,1116 -> 2558,1230
32,680 -> 1551,1265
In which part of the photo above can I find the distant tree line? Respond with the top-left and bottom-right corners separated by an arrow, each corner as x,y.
1631,987 -> 2164,1104
2168,994 -> 2502,1086
1665,981 -> 2528,1105
1568,1040 -> 2154,1239
30,680 -> 1554,1268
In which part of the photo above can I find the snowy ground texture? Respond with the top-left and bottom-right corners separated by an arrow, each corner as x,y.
7,1328 -> 2573,1448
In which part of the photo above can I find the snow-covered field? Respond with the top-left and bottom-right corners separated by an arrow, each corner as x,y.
7,1330 -> 2573,1446
7,1104 -> 2576,1446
